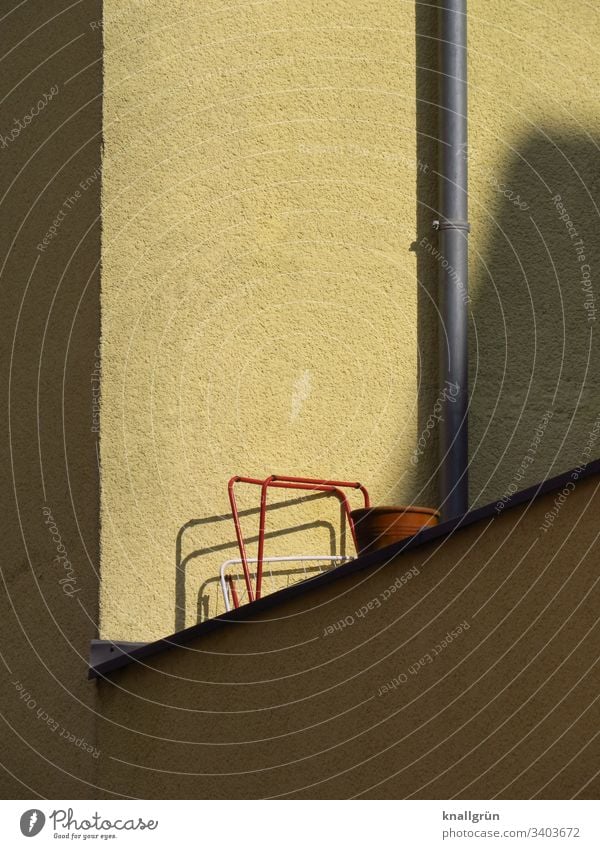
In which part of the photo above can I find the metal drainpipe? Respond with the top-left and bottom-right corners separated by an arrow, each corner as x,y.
436,0 -> 470,520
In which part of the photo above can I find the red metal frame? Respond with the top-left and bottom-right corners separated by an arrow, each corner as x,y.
227,475 -> 370,605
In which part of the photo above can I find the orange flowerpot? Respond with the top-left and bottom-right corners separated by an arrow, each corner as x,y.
350,505 -> 439,556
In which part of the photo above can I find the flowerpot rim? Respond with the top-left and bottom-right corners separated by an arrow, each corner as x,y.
350,505 -> 440,518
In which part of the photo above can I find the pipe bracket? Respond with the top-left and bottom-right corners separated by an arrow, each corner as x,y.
433,219 -> 471,232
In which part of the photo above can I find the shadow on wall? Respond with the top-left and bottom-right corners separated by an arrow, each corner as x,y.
467,131 -> 600,507
0,3 -> 102,797
176,490 -> 344,629
414,2 -> 599,510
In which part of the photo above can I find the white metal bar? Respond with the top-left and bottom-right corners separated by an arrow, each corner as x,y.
220,555 -> 351,611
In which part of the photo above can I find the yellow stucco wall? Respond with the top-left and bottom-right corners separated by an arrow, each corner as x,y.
101,0 -> 423,640
101,1 -> 600,641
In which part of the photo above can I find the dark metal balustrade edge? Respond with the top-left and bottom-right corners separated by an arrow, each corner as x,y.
89,456 -> 600,680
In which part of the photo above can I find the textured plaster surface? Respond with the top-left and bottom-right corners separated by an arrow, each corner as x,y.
96,475 -> 600,798
466,2 -> 600,511
102,0 -> 422,640
0,1 -> 102,797
102,1 -> 600,640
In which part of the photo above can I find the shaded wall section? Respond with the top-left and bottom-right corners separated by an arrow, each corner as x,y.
414,1 -> 600,510
468,131 -> 600,507
96,474 -> 600,799
465,1 -> 600,504
0,1 -> 102,797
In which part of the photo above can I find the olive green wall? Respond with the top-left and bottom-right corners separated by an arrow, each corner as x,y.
0,1 -> 102,797
101,0 -> 600,642
96,475 -> 600,799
